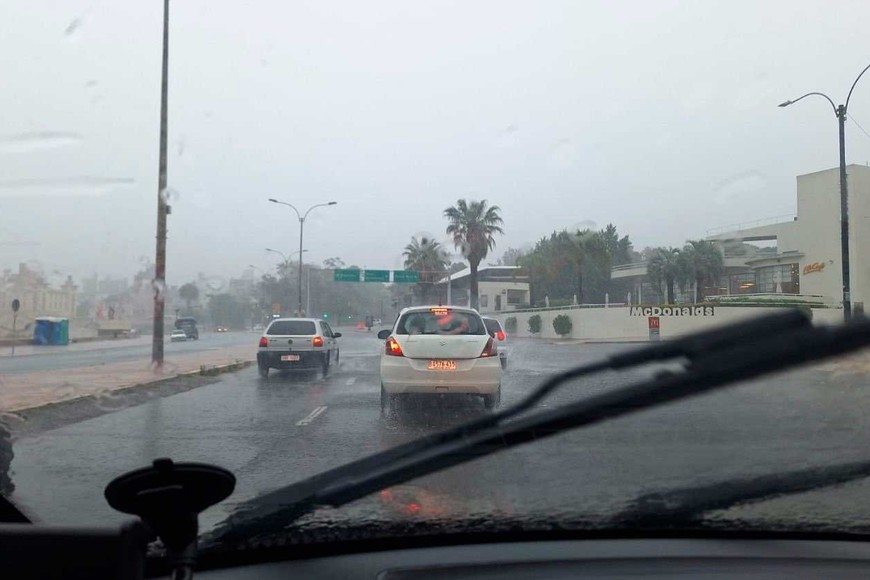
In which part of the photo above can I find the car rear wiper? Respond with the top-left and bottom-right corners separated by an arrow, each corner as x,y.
208,311 -> 864,547
611,459 -> 870,528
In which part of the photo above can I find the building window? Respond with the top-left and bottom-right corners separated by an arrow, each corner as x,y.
480,294 -> 489,308
730,273 -> 756,295
756,264 -> 800,294
506,289 -> 526,305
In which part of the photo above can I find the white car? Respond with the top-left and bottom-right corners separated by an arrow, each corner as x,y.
257,318 -> 341,378
170,329 -> 188,342
378,306 -> 502,412
482,316 -> 508,370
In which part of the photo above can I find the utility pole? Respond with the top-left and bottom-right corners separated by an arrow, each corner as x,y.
152,0 -> 170,367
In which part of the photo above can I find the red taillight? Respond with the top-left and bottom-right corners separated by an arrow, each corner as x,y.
480,337 -> 497,357
385,337 -> 404,357
496,330 -> 506,341
258,337 -> 268,348
312,336 -> 324,347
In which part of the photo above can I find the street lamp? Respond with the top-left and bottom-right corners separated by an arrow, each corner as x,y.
265,248 -> 308,271
779,63 -> 870,322
268,198 -> 337,316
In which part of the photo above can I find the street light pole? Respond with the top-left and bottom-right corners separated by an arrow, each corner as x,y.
268,199 -> 337,316
152,0 -> 170,368
780,63 -> 870,322
265,248 -> 291,272
838,103 -> 850,321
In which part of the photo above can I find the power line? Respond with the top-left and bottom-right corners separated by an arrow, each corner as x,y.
849,114 -> 870,142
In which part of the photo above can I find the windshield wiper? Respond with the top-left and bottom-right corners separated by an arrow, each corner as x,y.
208,311 -> 867,547
612,459 -> 870,528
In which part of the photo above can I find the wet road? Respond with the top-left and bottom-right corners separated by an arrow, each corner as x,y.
1,331 -> 256,373
9,331 -> 870,536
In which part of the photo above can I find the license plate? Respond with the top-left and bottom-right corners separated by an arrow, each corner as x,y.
281,354 -> 300,361
428,360 -> 456,370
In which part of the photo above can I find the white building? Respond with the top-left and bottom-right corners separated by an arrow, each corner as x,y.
613,164 -> 870,310
437,266 -> 530,313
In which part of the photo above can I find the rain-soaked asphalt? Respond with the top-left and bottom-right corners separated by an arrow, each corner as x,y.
9,330 -> 870,537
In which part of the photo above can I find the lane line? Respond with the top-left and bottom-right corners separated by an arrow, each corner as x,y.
346,377 -> 357,386
296,405 -> 328,426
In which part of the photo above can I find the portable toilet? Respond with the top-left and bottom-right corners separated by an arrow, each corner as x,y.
33,317 -> 70,346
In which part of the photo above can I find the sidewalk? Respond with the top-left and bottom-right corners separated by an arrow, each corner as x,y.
0,344 -> 255,413
0,336 -> 152,358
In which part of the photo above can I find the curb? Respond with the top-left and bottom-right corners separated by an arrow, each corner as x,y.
7,359 -> 255,414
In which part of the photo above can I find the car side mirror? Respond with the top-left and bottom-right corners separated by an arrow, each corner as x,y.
333,332 -> 342,338
377,329 -> 391,340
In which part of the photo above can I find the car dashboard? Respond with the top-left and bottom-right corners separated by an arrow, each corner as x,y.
190,537 -> 870,579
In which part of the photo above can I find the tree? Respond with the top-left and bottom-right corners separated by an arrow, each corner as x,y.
517,224 -> 635,306
444,199 -> 504,310
207,293 -> 248,329
403,236 -> 449,303
679,240 -> 725,302
179,283 -> 199,313
646,247 -> 683,304
497,247 -> 525,267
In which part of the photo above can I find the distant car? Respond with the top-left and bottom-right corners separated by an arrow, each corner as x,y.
252,324 -> 265,333
174,316 -> 199,340
378,306 -> 502,413
257,318 -> 341,378
373,318 -> 382,325
482,316 -> 508,370
216,326 -> 228,333
170,329 -> 188,342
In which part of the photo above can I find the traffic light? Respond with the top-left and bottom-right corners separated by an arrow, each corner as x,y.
322,312 -> 329,320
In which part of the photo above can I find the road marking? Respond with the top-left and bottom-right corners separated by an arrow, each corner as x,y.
296,405 -> 328,426
346,377 -> 357,385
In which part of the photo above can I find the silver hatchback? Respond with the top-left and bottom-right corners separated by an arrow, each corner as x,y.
257,318 -> 341,378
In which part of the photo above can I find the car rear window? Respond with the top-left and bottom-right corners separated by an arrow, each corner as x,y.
396,309 -> 486,336
483,318 -> 502,333
266,320 -> 317,335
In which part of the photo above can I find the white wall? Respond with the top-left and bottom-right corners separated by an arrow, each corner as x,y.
848,166 -> 870,312
795,165 -> 870,306
494,305 -> 842,341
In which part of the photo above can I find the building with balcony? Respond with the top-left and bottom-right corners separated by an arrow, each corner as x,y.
612,164 -> 870,309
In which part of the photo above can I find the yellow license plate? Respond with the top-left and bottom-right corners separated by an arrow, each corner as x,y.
428,360 -> 456,370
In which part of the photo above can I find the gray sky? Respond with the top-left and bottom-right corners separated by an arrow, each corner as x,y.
3,0 -> 870,285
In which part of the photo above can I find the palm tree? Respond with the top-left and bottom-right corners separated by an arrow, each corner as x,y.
681,240 -> 725,302
178,283 -> 199,313
403,236 -> 449,303
443,199 -> 504,310
646,247 -> 682,304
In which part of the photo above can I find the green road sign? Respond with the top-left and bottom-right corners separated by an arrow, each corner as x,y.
363,269 -> 390,283
392,270 -> 420,283
334,269 -> 361,282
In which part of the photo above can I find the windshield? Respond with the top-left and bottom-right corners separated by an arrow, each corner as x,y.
396,309 -> 486,336
483,319 -> 502,334
4,0 -> 870,555
266,320 -> 317,336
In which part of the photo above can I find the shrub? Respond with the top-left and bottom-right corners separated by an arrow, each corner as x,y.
528,314 -> 542,334
504,316 -> 518,333
553,314 -> 573,337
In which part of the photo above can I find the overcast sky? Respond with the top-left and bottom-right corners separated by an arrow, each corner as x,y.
2,0 -> 870,286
